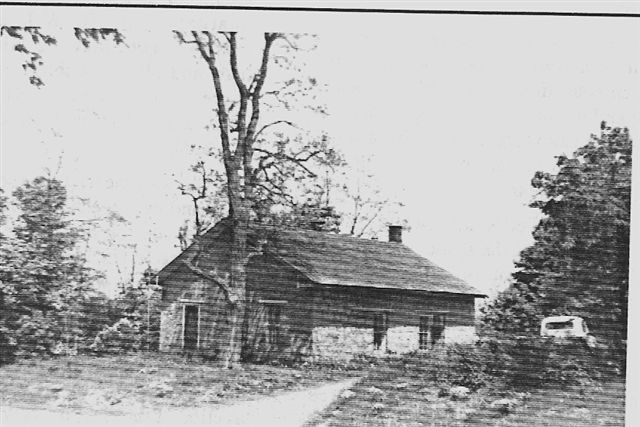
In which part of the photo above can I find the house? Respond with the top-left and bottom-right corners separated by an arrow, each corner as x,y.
156,219 -> 486,361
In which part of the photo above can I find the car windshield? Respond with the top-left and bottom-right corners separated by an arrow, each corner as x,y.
545,320 -> 573,330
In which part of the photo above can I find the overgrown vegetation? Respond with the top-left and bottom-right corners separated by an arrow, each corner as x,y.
308,123 -> 630,425
0,176 -> 162,364
307,352 -> 625,426
482,122 -> 631,365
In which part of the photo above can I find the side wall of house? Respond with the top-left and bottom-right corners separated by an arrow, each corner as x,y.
158,271 -> 230,357
158,225 -> 234,358
309,286 -> 477,360
159,250 -> 314,362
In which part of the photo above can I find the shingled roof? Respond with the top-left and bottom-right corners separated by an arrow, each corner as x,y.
265,227 -> 484,296
158,221 -> 485,297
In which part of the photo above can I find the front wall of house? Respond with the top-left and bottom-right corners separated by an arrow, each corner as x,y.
309,286 -> 476,360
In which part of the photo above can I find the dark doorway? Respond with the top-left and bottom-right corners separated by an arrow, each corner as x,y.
184,305 -> 199,350
265,304 -> 281,347
373,312 -> 387,350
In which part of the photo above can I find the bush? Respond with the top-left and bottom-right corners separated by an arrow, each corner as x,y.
440,343 -> 500,390
0,327 -> 17,365
438,334 -> 607,391
90,318 -> 144,355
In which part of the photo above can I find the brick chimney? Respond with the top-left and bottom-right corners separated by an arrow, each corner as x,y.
388,225 -> 403,243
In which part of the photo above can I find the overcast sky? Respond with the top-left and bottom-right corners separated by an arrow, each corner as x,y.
1,5 -> 639,296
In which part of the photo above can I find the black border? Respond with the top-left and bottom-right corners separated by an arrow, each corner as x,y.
0,2 -> 638,18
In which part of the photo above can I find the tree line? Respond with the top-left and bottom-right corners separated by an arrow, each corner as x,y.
482,122 -> 631,365
0,177 -> 162,364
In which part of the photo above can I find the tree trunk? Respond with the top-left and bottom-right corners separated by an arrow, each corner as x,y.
220,208 -> 250,368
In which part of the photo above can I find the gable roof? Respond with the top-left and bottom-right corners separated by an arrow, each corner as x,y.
158,220 -> 485,297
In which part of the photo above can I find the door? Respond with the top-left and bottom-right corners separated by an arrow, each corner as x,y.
183,305 -> 199,350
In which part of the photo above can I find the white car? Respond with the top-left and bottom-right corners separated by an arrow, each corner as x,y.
540,315 -> 597,348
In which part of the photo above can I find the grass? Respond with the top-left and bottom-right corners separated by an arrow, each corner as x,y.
1,352 -> 625,425
0,353 -> 358,415
305,357 -> 626,426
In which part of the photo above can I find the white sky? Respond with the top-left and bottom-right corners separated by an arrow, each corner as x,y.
1,5 -> 639,297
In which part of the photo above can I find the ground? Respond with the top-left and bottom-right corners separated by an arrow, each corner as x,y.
0,354 -> 358,416
0,354 -> 626,426
305,363 -> 626,426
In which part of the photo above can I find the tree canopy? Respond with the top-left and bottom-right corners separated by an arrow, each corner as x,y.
482,122 -> 631,356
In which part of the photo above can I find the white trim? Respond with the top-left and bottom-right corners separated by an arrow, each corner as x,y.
258,299 -> 288,304
181,304 -> 186,349
197,305 -> 201,349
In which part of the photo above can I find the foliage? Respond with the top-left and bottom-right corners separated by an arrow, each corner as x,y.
482,122 -> 631,360
435,334 -> 614,393
176,133 -> 345,249
0,176 -> 98,357
90,318 -> 144,354
92,267 -> 161,354
1,26 -> 124,87
0,188 -> 17,364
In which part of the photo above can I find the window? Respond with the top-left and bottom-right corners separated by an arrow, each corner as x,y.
545,320 -> 574,330
432,314 -> 445,344
265,304 -> 281,346
419,316 -> 431,350
419,314 -> 446,349
373,312 -> 387,350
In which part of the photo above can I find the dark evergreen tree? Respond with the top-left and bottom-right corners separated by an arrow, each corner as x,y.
3,176 -> 95,355
483,123 -> 631,359
0,188 -> 18,363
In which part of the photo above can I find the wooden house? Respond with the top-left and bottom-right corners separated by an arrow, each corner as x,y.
157,219 -> 485,361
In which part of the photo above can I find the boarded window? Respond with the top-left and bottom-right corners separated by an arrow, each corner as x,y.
183,305 -> 199,350
373,312 -> 387,350
419,314 -> 446,349
265,304 -> 281,346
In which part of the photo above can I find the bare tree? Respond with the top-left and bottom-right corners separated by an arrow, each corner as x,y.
338,158 -> 406,238
174,31 -> 330,367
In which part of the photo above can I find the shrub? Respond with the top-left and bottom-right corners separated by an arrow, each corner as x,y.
90,318 -> 143,354
0,326 -> 17,365
438,334 -> 606,391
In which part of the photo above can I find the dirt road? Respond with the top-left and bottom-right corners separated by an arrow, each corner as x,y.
1,378 -> 358,427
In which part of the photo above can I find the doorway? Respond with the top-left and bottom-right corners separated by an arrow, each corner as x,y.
183,305 -> 199,350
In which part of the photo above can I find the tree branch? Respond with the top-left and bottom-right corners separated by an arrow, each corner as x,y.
244,33 -> 277,146
182,249 -> 237,304
223,32 -> 250,147
253,147 -> 320,177
253,120 -> 297,142
356,203 -> 385,237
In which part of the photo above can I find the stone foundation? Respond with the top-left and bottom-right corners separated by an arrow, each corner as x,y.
444,326 -> 477,344
311,326 -> 376,360
387,326 -> 420,353
310,325 -> 477,359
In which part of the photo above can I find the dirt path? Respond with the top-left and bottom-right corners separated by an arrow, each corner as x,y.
1,378 -> 359,427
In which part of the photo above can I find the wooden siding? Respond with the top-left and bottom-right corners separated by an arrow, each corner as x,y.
159,245 -> 476,360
